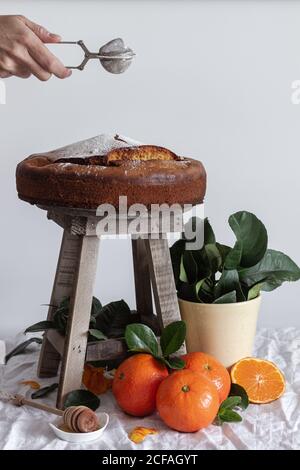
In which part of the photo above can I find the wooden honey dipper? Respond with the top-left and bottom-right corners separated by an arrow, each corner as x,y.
3,392 -> 100,433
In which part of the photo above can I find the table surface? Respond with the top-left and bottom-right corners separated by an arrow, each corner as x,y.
0,328 -> 299,450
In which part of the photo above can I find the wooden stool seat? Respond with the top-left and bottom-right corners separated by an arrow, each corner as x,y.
37,205 -> 185,409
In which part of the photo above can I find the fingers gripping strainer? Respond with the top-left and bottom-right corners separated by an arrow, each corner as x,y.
59,38 -> 135,74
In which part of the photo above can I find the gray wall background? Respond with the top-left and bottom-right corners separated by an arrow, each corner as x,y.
0,0 -> 299,336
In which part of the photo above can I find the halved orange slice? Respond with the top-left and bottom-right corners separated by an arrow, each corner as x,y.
231,357 -> 285,404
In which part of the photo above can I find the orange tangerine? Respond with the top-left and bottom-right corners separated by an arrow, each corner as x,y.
231,357 -> 285,404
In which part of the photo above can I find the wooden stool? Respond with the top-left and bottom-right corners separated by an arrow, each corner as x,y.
36,206 -> 183,409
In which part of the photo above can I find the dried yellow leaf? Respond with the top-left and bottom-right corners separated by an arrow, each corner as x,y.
19,380 -> 41,390
129,427 -> 158,444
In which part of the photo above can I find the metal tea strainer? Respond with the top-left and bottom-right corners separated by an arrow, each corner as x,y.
58,37 -> 135,74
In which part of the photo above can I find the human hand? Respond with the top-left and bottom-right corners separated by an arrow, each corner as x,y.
0,15 -> 71,80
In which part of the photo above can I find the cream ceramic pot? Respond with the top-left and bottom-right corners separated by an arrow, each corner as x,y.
179,295 -> 261,368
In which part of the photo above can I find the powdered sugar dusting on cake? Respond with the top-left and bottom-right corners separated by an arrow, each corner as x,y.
41,134 -> 142,162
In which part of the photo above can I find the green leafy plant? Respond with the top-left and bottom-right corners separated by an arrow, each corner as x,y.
125,321 -> 186,369
217,396 -> 243,424
25,297 -> 138,342
216,383 -> 249,425
170,211 -> 300,304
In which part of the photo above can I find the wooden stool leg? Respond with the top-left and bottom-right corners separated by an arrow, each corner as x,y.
37,230 -> 83,378
145,238 -> 185,345
56,235 -> 100,409
132,238 -> 154,322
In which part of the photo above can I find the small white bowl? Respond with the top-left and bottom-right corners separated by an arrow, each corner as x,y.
49,412 -> 109,443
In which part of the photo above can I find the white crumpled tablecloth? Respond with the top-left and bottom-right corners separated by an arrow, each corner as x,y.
0,328 -> 299,450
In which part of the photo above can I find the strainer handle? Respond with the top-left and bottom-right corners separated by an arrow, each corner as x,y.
55,40 -> 90,71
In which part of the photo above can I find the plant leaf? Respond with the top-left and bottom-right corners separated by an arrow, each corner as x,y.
88,329 -> 107,341
25,321 -> 55,333
53,306 -> 69,333
240,249 -> 300,292
214,269 -> 239,299
198,278 -> 215,303
59,297 -> 70,309
224,240 -> 243,270
213,290 -> 237,304
170,239 -> 186,288
163,357 -> 185,370
195,279 -> 205,298
204,244 -> 222,273
236,283 -> 246,302
95,299 -> 134,338
31,383 -> 58,399
191,244 -> 222,280
125,323 -> 159,355
5,337 -> 42,363
53,296 -> 102,335
91,297 -> 103,317
216,243 -> 232,268
188,250 -> 210,280
177,281 -> 203,303
215,269 -> 246,303
182,252 -> 198,283
229,383 -> 249,410
219,396 -> 242,411
160,321 -> 186,356
179,255 -> 188,283
182,216 -> 204,245
247,280 -> 266,300
228,211 -> 268,268
64,389 -> 100,411
218,409 -> 243,423
204,218 -> 216,244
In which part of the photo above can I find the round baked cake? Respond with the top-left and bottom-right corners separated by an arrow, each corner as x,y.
16,138 -> 206,209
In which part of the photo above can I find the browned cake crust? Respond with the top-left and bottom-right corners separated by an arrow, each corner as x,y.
104,145 -> 180,164
16,145 -> 206,209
